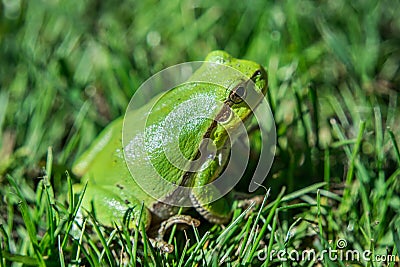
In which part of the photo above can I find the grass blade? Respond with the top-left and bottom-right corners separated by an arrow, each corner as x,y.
342,120 -> 366,200
7,175 -> 46,266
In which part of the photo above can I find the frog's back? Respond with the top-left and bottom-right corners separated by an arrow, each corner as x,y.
72,82 -> 230,211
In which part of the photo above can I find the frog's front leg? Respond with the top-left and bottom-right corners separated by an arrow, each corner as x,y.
190,159 -> 233,224
190,158 -> 266,223
149,215 -> 200,253
157,214 -> 201,236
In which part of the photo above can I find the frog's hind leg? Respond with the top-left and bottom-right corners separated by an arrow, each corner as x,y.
80,184 -> 175,252
80,183 -> 153,228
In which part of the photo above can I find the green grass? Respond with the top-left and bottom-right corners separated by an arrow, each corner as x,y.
1,0 -> 399,266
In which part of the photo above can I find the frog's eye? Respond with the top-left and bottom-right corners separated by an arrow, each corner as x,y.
229,84 -> 247,104
250,70 -> 262,82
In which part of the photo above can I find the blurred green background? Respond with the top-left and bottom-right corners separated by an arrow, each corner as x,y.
1,0 -> 400,265
1,0 -> 398,172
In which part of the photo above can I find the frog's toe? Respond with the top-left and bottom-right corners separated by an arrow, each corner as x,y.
149,238 -> 174,253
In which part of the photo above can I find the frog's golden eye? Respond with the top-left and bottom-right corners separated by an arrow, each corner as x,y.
229,84 -> 247,104
250,70 -> 262,82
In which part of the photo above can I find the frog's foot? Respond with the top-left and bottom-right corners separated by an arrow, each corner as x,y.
150,215 -> 200,253
236,194 -> 266,209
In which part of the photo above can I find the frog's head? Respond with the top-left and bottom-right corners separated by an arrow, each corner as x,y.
204,50 -> 268,127
205,50 -> 267,96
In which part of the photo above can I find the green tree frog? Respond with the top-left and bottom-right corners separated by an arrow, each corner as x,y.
72,50 -> 267,252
